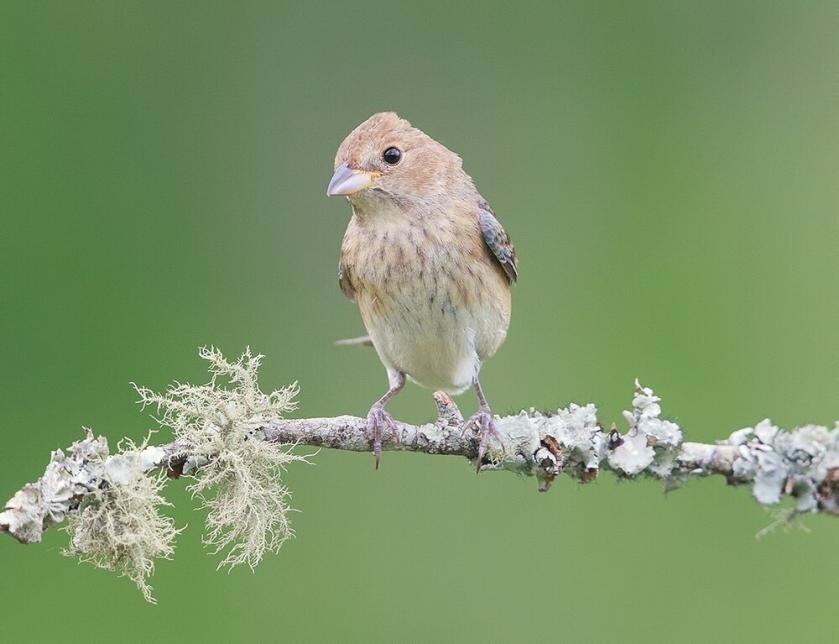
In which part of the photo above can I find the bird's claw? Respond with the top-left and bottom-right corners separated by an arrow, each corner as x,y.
464,407 -> 502,473
366,403 -> 398,469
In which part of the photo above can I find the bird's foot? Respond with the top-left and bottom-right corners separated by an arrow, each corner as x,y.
366,403 -> 398,469
464,406 -> 502,473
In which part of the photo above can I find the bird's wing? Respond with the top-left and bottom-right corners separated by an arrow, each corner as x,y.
478,202 -> 518,284
338,262 -> 356,300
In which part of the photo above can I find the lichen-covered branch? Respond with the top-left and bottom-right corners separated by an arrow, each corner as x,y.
260,388 -> 839,512
2,349 -> 838,602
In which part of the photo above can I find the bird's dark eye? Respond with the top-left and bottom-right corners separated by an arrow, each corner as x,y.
382,146 -> 402,165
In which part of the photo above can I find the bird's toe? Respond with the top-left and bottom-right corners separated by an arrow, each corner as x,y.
464,407 -> 503,473
366,404 -> 399,468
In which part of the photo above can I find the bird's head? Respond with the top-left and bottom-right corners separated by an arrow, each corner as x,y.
327,112 -> 469,212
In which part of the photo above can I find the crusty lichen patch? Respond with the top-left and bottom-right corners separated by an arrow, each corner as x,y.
608,380 -> 683,477
728,419 -> 839,513
134,347 -> 311,571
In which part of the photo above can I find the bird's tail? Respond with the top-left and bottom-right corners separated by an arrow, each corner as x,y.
334,334 -> 374,348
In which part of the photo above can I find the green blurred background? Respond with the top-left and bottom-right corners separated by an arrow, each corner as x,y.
2,1 -> 838,641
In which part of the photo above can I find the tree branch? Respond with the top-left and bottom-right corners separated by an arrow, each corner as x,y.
262,390 -> 839,508
1,349 -> 837,600
4,382 -> 839,547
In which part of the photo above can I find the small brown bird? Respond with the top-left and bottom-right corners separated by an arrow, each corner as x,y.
327,112 -> 517,468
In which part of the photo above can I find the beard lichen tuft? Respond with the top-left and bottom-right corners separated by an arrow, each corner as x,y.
63,439 -> 179,603
133,347 -> 310,571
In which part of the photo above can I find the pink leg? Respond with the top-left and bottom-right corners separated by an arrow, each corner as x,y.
366,369 -> 405,468
465,377 -> 503,473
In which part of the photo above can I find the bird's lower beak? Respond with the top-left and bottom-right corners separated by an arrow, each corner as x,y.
326,162 -> 379,196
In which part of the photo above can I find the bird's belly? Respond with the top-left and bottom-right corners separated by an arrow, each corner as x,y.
358,271 -> 509,394
366,305 -> 475,393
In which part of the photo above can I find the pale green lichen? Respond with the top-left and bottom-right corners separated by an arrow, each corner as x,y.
0,430 -> 109,544
0,483 -> 46,543
486,412 -> 540,468
134,347 -> 310,571
550,403 -> 604,469
609,431 -> 655,476
63,438 -> 179,604
729,419 -> 839,513
608,381 -> 682,477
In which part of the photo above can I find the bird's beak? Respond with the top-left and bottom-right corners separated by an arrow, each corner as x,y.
326,162 -> 379,197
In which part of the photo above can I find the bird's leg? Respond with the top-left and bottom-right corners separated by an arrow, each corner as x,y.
465,377 -> 503,473
366,369 -> 406,468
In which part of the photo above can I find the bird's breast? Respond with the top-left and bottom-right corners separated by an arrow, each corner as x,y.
342,216 -> 510,392
349,219 -> 485,321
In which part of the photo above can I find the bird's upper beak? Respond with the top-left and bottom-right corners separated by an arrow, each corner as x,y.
326,162 -> 380,197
